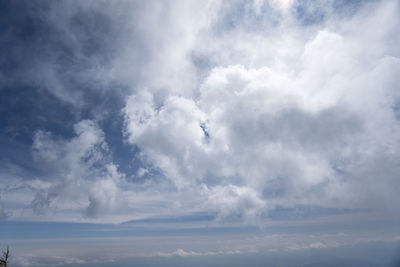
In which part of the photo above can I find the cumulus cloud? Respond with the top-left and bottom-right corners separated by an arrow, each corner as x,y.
85,164 -> 123,218
204,184 -> 265,223
267,0 -> 295,11
123,0 -> 400,222
2,0 -> 400,226
30,120 -> 125,218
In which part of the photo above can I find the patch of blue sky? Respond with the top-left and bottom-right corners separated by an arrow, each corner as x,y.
212,0 -> 282,34
294,0 -> 378,26
0,206 -> 390,241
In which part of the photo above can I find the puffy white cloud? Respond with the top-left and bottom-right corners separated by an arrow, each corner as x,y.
3,0 -> 400,225
32,120 -> 107,172
123,0 -> 400,222
30,120 -> 126,219
267,0 -> 295,11
203,184 -> 265,223
124,91 -> 209,188
86,164 -> 124,218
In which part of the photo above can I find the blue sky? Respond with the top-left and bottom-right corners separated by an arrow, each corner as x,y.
1,0 -> 400,266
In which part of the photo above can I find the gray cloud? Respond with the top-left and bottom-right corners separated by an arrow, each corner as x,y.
0,202 -> 9,220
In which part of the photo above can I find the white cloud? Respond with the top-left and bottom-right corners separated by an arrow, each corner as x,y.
124,91 -> 209,188
3,0 -> 400,226
29,120 -> 126,219
123,0 -> 400,222
86,165 -> 123,218
203,184 -> 265,223
13,255 -> 86,267
136,167 -> 149,178
268,0 -> 295,11
153,248 -> 241,257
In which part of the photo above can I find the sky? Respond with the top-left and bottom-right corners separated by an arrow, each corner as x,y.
1,0 -> 400,266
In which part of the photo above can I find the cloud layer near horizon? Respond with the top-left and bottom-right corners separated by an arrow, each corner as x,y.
1,0 -> 400,225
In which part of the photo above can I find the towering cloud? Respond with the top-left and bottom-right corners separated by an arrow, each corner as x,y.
123,0 -> 400,223
1,0 -> 399,225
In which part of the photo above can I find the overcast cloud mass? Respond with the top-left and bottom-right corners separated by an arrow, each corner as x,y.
1,0 -> 400,266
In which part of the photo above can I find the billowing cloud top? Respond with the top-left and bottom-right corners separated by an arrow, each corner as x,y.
1,0 -> 400,228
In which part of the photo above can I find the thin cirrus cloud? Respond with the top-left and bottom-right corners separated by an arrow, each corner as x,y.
0,0 -> 399,232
